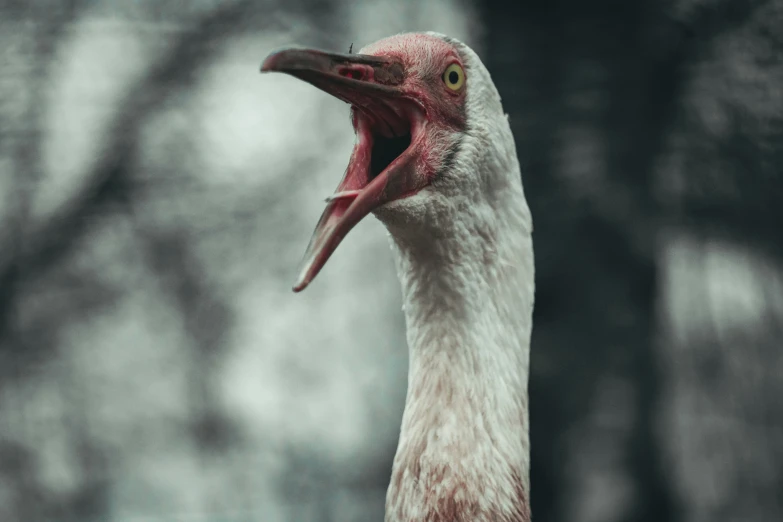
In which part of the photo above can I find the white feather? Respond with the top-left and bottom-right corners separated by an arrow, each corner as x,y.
375,34 -> 535,522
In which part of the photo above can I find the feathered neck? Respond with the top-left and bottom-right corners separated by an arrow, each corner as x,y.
382,175 -> 535,522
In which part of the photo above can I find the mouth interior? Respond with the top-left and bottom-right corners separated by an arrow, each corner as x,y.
369,132 -> 412,181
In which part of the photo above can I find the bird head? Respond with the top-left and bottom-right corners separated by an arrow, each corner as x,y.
261,33 -> 514,291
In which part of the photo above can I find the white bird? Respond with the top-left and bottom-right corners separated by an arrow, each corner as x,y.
262,32 -> 535,522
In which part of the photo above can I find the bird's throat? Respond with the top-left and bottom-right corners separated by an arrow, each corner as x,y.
383,199 -> 534,522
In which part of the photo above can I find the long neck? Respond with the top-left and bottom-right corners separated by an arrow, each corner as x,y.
383,183 -> 535,522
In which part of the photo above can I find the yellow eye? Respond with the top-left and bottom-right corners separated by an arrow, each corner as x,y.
443,63 -> 465,91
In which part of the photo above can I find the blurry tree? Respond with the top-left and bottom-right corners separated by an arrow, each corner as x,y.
0,0 -> 780,521
479,1 -> 782,522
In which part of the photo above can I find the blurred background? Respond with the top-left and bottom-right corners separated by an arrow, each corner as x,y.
0,0 -> 781,521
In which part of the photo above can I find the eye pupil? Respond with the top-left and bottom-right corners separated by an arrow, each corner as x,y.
448,70 -> 459,84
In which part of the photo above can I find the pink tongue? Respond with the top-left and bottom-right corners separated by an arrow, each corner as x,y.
324,190 -> 361,203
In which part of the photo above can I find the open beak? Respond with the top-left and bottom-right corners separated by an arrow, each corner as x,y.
261,47 -> 428,292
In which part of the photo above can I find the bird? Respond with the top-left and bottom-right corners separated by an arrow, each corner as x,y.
261,32 -> 535,522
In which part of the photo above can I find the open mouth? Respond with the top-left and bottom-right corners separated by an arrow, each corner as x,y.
325,100 -> 425,208
260,46 -> 430,291
362,95 -> 414,179
371,133 -> 412,181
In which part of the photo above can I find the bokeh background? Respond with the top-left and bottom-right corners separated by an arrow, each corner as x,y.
1,0 -> 781,521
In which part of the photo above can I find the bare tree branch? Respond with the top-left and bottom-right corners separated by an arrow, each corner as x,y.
0,0 -> 257,338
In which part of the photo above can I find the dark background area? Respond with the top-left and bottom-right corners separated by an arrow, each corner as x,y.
0,0 -> 781,521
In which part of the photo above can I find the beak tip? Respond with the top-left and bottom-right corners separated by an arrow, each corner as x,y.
292,271 -> 311,293
261,48 -> 292,73
260,54 -> 276,73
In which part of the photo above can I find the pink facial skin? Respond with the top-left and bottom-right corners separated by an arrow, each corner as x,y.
261,33 -> 469,291
359,33 -> 468,133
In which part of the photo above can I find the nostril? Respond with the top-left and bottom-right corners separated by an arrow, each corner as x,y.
338,67 -> 365,81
